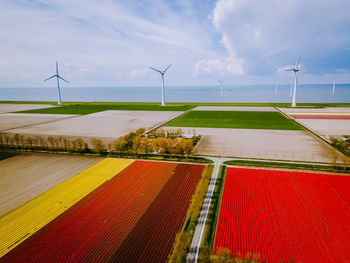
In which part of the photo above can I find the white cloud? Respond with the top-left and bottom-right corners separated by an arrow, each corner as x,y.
211,0 -> 350,74
0,0 -> 217,86
129,68 -> 150,78
194,56 -> 244,76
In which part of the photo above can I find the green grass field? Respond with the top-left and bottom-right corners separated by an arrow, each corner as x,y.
16,104 -> 192,115
165,111 -> 302,130
2,101 -> 350,107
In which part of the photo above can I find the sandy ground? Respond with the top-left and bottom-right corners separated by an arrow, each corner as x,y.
0,153 -> 102,217
295,119 -> 350,137
163,126 -> 344,163
0,113 -> 77,131
0,104 -> 55,113
278,107 -> 350,113
194,106 -> 276,111
6,110 -> 184,141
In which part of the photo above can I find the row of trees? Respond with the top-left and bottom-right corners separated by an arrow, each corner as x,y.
0,133 -> 106,153
330,137 -> 350,157
0,128 -> 199,156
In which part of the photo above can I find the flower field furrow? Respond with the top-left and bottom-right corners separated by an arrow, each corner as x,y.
1,161 -> 178,262
110,163 -> 204,263
0,158 -> 133,257
213,167 -> 350,263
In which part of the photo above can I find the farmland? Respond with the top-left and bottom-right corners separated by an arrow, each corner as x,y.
0,158 -> 133,256
0,153 -> 102,217
0,160 -> 205,262
0,103 -> 55,113
4,110 -> 184,143
17,104 -> 192,115
165,111 -> 302,130
213,167 -> 350,262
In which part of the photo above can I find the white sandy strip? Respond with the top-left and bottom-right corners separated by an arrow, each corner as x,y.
0,113 -> 78,131
6,110 -> 184,139
0,104 -> 55,113
193,106 -> 276,111
296,119 -> 350,137
162,126 -> 343,163
278,107 -> 350,113
0,153 -> 102,217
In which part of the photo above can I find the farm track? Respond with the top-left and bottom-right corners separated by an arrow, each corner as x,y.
1,161 -> 178,262
0,158 -> 133,257
213,167 -> 350,262
111,163 -> 204,263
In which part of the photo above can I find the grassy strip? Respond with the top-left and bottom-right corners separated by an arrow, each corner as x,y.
1,101 -> 350,107
0,147 -> 214,164
223,160 -> 350,173
16,104 -> 192,114
0,150 -> 19,161
165,111 -> 302,130
203,165 -> 226,248
167,165 -> 214,263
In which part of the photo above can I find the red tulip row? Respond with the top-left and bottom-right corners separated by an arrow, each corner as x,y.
213,167 -> 350,263
1,160 -> 185,262
110,163 -> 204,263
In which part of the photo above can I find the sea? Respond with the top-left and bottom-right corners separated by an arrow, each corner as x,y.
1,84 -> 349,103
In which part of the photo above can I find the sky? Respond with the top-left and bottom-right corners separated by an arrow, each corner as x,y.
0,0 -> 350,87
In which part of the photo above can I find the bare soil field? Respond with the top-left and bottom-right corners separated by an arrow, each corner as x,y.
194,106 -> 276,111
0,104 -> 55,113
0,153 -> 102,217
163,126 -> 343,162
295,119 -> 350,137
0,113 -> 77,131
278,107 -> 350,113
5,110 -> 184,141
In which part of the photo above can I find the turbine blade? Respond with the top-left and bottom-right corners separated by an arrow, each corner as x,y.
44,75 -> 57,81
285,69 -> 294,72
56,61 -> 59,75
163,64 -> 172,74
296,55 -> 302,68
149,67 -> 162,74
57,75 -> 69,83
217,79 -> 223,83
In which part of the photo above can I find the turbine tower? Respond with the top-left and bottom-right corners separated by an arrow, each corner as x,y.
274,82 -> 278,96
218,79 -> 224,97
285,56 -> 301,107
149,64 -> 172,106
332,80 -> 336,95
44,61 -> 69,105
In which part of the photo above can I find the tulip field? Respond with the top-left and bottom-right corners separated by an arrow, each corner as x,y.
0,159 -> 204,262
213,167 -> 350,262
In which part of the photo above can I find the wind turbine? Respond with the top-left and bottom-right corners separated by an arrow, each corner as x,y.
332,80 -> 336,95
149,64 -> 172,106
44,61 -> 69,105
218,79 -> 224,97
274,82 -> 278,96
285,56 -> 301,107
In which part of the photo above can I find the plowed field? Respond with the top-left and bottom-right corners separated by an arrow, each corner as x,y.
1,161 -> 204,262
213,167 -> 350,263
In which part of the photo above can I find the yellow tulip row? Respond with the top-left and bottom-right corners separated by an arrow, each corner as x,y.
0,158 -> 134,257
